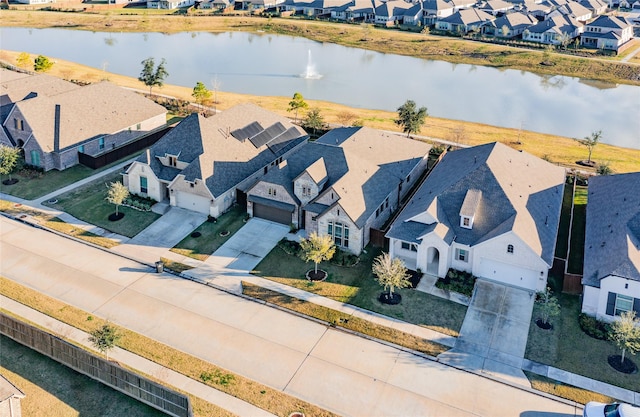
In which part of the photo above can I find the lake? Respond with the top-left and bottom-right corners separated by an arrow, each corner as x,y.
1,27 -> 639,149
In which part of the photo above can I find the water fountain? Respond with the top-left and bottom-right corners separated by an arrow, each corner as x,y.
301,49 -> 322,79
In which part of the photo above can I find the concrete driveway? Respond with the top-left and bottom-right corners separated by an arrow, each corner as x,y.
183,218 -> 290,292
439,279 -> 536,386
112,207 -> 206,264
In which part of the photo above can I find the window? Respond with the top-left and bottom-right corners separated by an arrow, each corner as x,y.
328,221 -> 349,248
137,123 -> 141,130
385,197 -> 389,209
268,187 -> 276,196
302,186 -> 311,196
456,248 -> 468,262
264,166 -> 268,174
401,242 -> 417,252
615,294 -> 633,316
463,217 -> 470,227
30,150 -> 40,167
169,156 -> 177,167
78,145 -> 85,153
140,176 -> 148,194
14,118 -> 24,131
507,244 -> 514,254
98,137 -> 105,150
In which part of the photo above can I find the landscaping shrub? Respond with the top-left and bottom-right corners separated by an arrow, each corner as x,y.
435,268 -> 476,297
578,313 -> 611,340
330,247 -> 359,267
278,238 -> 301,256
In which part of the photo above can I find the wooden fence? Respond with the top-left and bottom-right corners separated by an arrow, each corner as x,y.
0,313 -> 192,417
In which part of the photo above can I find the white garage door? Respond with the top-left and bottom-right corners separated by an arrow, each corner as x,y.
176,191 -> 210,215
477,258 -> 539,290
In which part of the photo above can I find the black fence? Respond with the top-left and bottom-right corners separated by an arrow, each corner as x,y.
0,313 -> 192,417
78,126 -> 172,170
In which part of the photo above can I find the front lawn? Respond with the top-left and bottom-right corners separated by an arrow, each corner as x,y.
567,186 -> 587,274
252,244 -> 466,337
170,206 -> 246,260
43,172 -> 160,238
525,294 -> 639,393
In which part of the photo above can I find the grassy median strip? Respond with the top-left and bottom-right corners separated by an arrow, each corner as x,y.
525,372 -> 616,406
0,277 -> 336,417
242,281 -> 449,357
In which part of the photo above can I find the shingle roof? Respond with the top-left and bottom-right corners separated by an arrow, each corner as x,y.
582,172 -> 640,287
14,82 -> 166,152
140,103 -> 308,197
440,8 -> 494,25
526,14 -> 581,34
423,0 -> 454,11
375,0 -> 413,17
587,14 -> 631,29
491,11 -> 536,30
387,142 -> 565,265
481,0 -> 514,11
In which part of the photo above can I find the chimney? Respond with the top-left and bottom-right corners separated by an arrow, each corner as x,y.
54,104 -> 61,152
146,148 -> 151,165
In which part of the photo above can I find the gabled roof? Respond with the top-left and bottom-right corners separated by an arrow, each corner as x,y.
554,1 -> 592,18
583,172 -> 640,287
526,14 -> 581,34
375,0 -> 413,17
13,81 -> 166,152
138,103 -> 308,198
480,0 -> 514,11
587,14 -> 631,29
255,127 -> 431,228
491,11 -> 537,29
440,8 -> 494,24
387,142 -> 565,265
578,0 -> 607,11
422,0 -> 454,11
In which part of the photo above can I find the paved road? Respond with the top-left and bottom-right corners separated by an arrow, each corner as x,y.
0,217 -> 581,417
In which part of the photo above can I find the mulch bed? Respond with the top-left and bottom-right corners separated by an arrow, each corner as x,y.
306,269 -> 327,282
191,231 -> 201,238
536,319 -> 553,330
407,269 -> 423,288
608,355 -> 638,374
108,212 -> 125,221
576,160 -> 596,167
2,179 -> 18,186
378,292 -> 402,305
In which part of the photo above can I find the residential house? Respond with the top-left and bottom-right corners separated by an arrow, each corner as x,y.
581,15 -> 634,52
14,0 -> 53,4
478,0 -> 515,15
436,8 -> 495,33
198,0 -> 233,10
450,0 -> 477,10
485,11 -> 537,36
549,1 -> 592,22
246,126 -> 431,254
374,0 -> 414,25
124,103 -> 308,217
3,81 -> 167,171
578,0 -> 607,16
522,14 -> 583,44
524,1 -> 555,20
284,0 -> 348,14
581,172 -> 640,322
386,142 -> 565,291
0,374 -> 25,417
421,0 -> 455,25
403,2 -> 425,25
331,0 -> 377,21
147,0 -> 196,8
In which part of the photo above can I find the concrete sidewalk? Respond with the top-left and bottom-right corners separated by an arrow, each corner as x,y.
0,295 -> 276,417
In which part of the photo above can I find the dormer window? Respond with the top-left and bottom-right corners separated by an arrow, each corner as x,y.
462,217 -> 471,228
169,156 -> 177,167
459,189 -> 481,230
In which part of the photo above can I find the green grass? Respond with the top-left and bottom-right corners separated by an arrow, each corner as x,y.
567,185 -> 587,274
171,206 -> 246,260
43,172 -> 160,238
555,182 -> 573,259
160,257 -> 195,273
242,282 -> 450,357
252,245 -> 466,337
525,293 -> 639,393
0,335 -> 167,417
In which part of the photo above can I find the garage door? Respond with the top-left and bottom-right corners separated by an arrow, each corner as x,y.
253,203 -> 292,225
176,191 -> 210,215
477,258 -> 540,290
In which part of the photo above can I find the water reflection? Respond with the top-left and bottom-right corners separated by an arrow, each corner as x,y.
538,74 -> 567,90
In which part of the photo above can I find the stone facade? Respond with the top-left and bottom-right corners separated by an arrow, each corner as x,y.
247,181 -> 299,225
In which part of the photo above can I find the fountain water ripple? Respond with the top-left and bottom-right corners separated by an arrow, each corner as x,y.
301,49 -> 322,79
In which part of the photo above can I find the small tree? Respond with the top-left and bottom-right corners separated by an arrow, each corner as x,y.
192,81 -> 212,111
336,111 -> 357,126
300,232 -> 336,275
449,125 -> 468,147
395,100 -> 428,138
302,107 -> 327,136
287,92 -> 308,123
138,57 -> 169,96
0,145 -> 21,183
372,252 -> 411,298
609,311 -> 640,365
106,182 -> 129,216
576,130 -> 602,165
16,52 -> 31,69
34,55 -> 54,72
535,287 -> 561,327
89,323 -> 121,360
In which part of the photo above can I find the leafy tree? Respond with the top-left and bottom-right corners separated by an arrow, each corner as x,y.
16,52 -> 31,69
89,323 -> 121,360
287,92 -> 308,123
192,81 -> 212,110
300,232 -> 336,275
0,145 -> 21,182
500,25 -> 509,38
596,161 -> 613,176
395,100 -> 428,138
302,107 -> 327,136
609,311 -> 640,365
106,181 -> 130,216
372,252 -> 411,298
535,287 -> 561,326
34,55 -> 54,72
138,57 -> 169,96
576,130 -> 602,165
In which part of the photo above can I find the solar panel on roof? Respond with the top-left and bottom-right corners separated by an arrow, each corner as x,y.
267,127 -> 303,154
249,122 -> 287,148
231,121 -> 263,142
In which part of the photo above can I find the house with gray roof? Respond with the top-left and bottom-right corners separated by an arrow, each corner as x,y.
436,8 -> 495,33
246,126 -> 431,254
421,0 -> 455,25
478,0 -> 515,15
581,172 -> 640,322
3,80 -> 166,171
485,11 -> 537,37
578,0 -> 607,16
522,14 -> 583,45
124,103 -> 308,217
374,0 -> 414,25
386,142 -> 565,291
331,0 -> 378,21
581,15 -> 634,52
